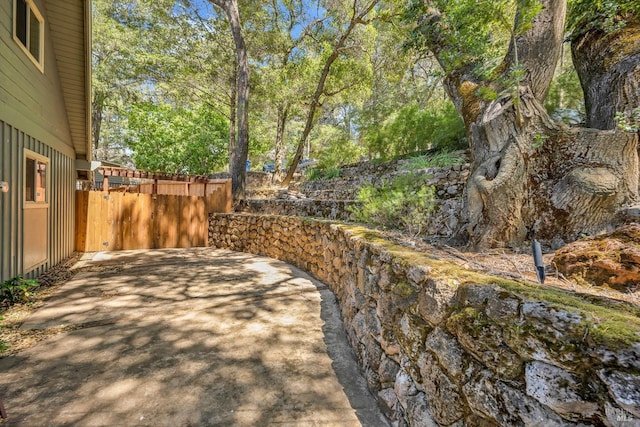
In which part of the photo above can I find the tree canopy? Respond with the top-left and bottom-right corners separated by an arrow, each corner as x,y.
92,0 -> 466,176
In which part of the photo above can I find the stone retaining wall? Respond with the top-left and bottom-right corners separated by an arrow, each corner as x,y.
241,161 -> 471,239
236,199 -> 359,221
209,213 -> 640,426
300,163 -> 470,201
235,198 -> 464,238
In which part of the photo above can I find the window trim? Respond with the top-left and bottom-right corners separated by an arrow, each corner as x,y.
24,149 -> 49,209
12,0 -> 45,73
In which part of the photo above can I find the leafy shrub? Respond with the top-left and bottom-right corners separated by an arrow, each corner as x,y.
126,102 -> 229,174
311,124 -> 367,171
1,276 -> 39,306
307,166 -> 341,181
351,173 -> 437,236
407,150 -> 466,169
364,102 -> 466,160
615,107 -> 640,133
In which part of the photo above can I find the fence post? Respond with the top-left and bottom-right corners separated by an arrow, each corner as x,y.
225,179 -> 232,213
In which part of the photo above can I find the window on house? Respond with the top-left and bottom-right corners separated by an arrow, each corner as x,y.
25,154 -> 47,203
13,0 -> 44,72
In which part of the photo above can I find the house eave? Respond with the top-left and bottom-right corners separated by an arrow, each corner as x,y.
46,0 -> 92,162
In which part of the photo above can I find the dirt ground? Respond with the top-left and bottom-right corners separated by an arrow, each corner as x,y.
377,230 -> 639,307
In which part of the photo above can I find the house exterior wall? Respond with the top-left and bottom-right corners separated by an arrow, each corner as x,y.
0,121 -> 76,282
0,0 -> 81,282
0,0 -> 75,159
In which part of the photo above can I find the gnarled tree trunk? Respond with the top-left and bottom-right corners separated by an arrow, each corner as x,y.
465,89 -> 638,248
425,0 -> 639,248
571,18 -> 640,130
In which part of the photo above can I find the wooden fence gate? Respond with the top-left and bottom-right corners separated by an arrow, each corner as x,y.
75,181 -> 231,252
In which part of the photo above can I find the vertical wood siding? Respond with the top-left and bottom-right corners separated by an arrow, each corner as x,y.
0,120 -> 75,282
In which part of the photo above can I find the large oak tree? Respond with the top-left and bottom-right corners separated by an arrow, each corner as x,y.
410,0 -> 639,248
568,0 -> 639,130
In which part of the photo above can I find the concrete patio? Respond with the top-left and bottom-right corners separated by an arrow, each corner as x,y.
0,248 -> 388,426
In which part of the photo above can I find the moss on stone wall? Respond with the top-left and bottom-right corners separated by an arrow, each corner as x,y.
210,213 -> 640,425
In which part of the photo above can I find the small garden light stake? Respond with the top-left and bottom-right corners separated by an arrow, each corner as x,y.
532,239 -> 545,284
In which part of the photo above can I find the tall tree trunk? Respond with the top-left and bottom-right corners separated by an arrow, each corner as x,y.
92,91 -> 106,153
211,0 -> 250,200
228,60 -> 237,167
273,104 -> 288,182
571,18 -> 640,130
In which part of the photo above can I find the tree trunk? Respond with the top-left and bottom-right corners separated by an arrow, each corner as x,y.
464,89 -> 638,248
273,104 -> 288,182
504,0 -> 567,103
228,58 -> 237,166
210,0 -> 250,200
571,18 -> 640,130
91,91 -> 106,153
280,0 -> 379,187
442,0 -> 639,248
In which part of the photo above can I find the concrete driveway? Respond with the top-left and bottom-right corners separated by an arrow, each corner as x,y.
0,248 -> 388,426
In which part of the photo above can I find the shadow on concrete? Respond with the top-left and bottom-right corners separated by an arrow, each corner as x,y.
0,248 -> 388,426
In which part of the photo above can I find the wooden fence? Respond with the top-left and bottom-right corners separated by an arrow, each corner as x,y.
75,180 -> 231,252
136,180 -> 226,196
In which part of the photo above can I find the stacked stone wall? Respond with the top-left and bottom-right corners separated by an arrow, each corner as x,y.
209,213 -> 640,426
236,199 -> 359,221
300,163 -> 470,201
241,160 -> 471,238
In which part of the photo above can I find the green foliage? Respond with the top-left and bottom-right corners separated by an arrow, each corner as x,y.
545,51 -> 585,124
405,0 -> 526,72
615,107 -> 640,133
406,150 -> 466,169
405,0 -> 548,109
311,124 -> 367,170
476,85 -> 499,102
92,0 -> 183,162
126,102 -> 229,174
351,173 -> 437,236
307,166 -> 341,181
364,102 -> 466,160
532,133 -> 549,149
567,0 -> 639,39
1,276 -> 39,306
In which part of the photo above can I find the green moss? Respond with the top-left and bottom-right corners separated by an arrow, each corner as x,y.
448,307 -> 485,335
236,217 -> 640,350
497,281 -> 640,346
340,223 -> 640,349
392,281 -> 415,297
